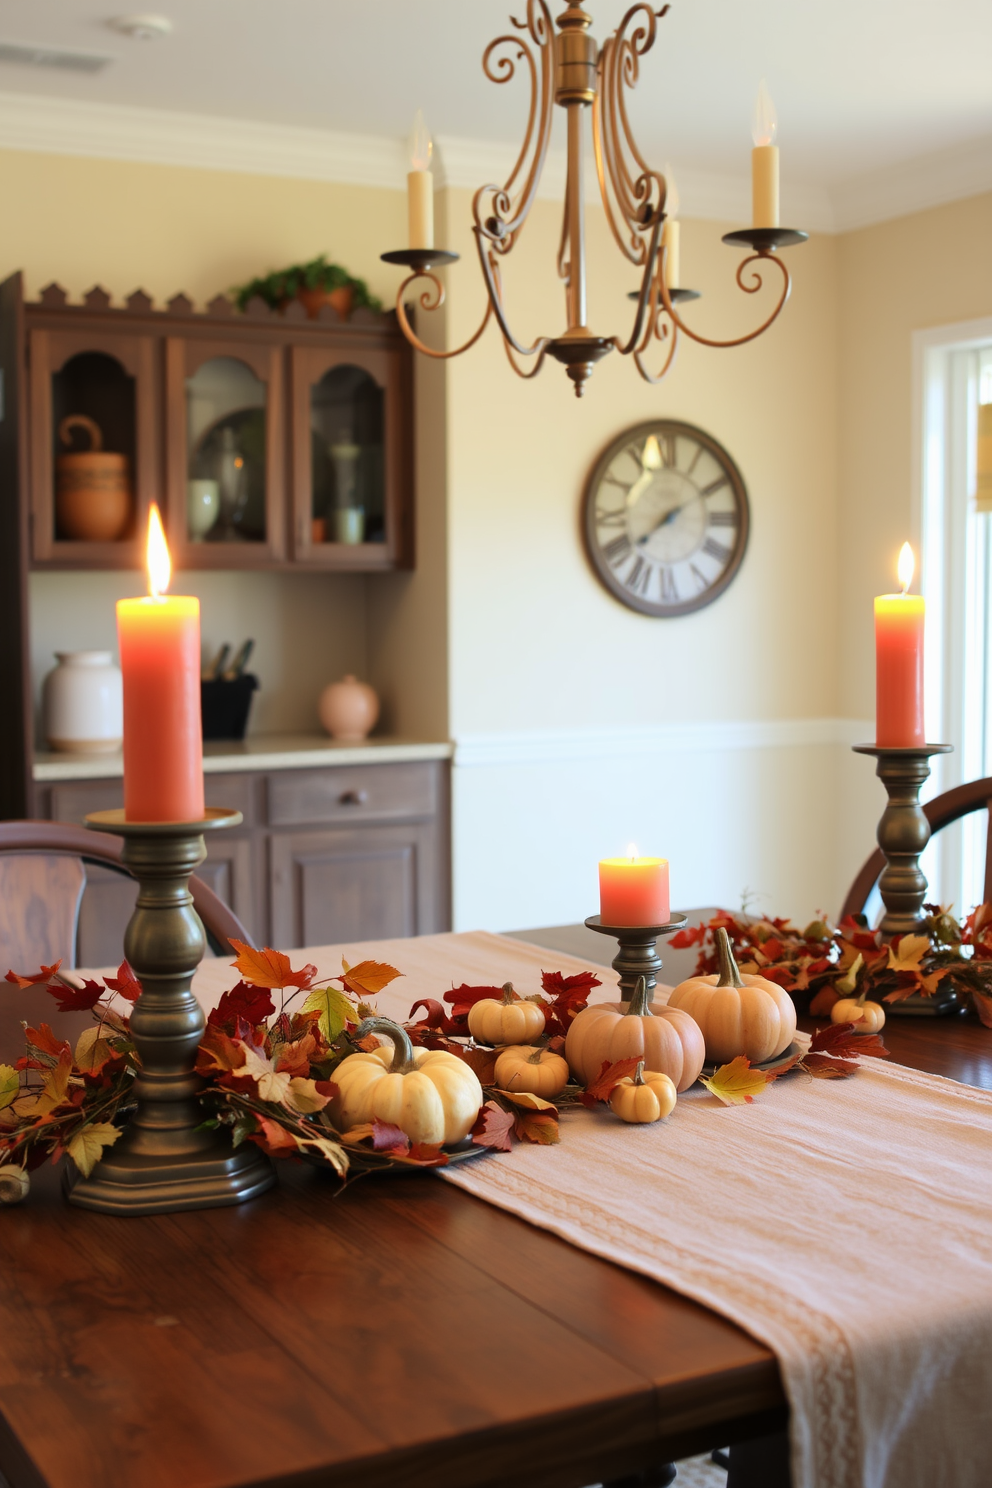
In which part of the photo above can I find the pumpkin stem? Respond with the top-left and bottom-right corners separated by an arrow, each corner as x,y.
633,1059 -> 645,1086
855,989 -> 867,1007
527,1047 -> 544,1064
353,1015 -> 416,1075
715,927 -> 745,989
500,982 -> 518,1005
626,974 -> 654,1017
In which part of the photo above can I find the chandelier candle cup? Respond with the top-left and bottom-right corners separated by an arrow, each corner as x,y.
116,505 -> 204,822
407,109 -> 434,251
751,80 -> 779,229
599,847 -> 670,927
875,542 -> 925,748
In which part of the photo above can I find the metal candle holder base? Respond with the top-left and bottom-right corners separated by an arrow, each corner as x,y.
584,913 -> 688,1000
853,743 -> 958,1018
66,808 -> 275,1215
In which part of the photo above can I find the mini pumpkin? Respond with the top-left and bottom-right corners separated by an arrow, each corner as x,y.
564,976 -> 705,1092
494,1045 -> 569,1098
609,1061 -> 677,1124
831,990 -> 886,1033
331,1017 -> 483,1145
467,983 -> 547,1045
667,928 -> 797,1065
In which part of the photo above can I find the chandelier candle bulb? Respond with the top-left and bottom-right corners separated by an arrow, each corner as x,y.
874,542 -> 926,748
407,108 -> 434,250
751,79 -> 780,229
662,164 -> 680,289
599,849 -> 670,927
116,505 -> 205,822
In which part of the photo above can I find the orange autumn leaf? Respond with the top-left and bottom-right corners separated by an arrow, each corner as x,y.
886,934 -> 930,975
809,985 -> 841,1017
513,1110 -> 560,1145
229,940 -> 318,992
972,988 -> 992,1029
339,958 -> 402,998
699,1055 -> 772,1106
4,960 -> 62,990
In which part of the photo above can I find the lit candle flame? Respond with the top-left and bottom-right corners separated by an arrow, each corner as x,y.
147,503 -> 171,599
408,108 -> 433,171
897,541 -> 915,595
752,79 -> 778,147
642,435 -> 662,471
626,843 -> 638,862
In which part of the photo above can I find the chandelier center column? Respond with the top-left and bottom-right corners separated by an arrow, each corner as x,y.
556,3 -> 597,336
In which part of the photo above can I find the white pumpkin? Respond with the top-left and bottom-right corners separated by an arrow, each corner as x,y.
331,1017 -> 483,1145
667,927 -> 797,1065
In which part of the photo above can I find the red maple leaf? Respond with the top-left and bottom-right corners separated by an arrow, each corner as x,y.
5,961 -> 62,990
808,1022 -> 889,1060
443,983 -> 505,1027
669,923 -> 706,949
583,1056 -> 644,1103
195,1027 -> 247,1077
470,1101 -> 516,1151
406,1143 -> 449,1165
47,977 -> 107,1013
23,1022 -> 71,1059
803,1052 -> 860,1078
247,1115 -> 301,1155
368,1120 -> 410,1154
406,997 -> 459,1035
103,961 -> 142,1004
208,980 -> 276,1033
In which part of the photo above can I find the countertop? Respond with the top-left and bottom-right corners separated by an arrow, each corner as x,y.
33,734 -> 453,782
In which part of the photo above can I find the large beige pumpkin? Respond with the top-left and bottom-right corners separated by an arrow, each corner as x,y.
667,927 -> 797,1065
565,976 -> 705,1092
331,1017 -> 483,1145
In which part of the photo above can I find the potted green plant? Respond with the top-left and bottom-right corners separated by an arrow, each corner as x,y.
231,255 -> 382,320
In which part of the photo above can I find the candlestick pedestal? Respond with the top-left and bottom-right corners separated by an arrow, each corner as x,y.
584,913 -> 688,1000
852,744 -> 958,1017
66,808 -> 276,1215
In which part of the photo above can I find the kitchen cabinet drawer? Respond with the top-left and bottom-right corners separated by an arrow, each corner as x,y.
266,761 -> 437,828
43,771 -> 255,826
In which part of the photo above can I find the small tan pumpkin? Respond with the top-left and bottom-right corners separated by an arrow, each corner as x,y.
467,983 -> 547,1045
494,1045 -> 569,1098
331,1017 -> 483,1145
609,1061 -> 677,1124
831,990 -> 886,1033
667,928 -> 797,1065
564,976 -> 705,1092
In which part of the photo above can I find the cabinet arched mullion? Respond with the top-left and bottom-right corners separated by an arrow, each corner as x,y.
165,337 -> 285,569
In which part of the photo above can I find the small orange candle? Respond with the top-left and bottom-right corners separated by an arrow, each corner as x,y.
117,506 -> 204,822
875,542 -> 925,748
599,846 -> 670,927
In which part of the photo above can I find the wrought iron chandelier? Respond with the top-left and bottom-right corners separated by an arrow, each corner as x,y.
382,2 -> 806,396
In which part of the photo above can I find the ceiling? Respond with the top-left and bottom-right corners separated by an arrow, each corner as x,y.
0,1 -> 988,193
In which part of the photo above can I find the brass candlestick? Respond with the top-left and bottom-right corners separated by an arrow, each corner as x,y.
584,913 -> 688,999
853,743 -> 958,1017
66,808 -> 275,1215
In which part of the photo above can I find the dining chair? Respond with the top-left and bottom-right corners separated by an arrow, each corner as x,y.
840,774 -> 992,921
0,820 -> 252,1063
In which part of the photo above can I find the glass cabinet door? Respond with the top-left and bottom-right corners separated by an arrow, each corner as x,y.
290,343 -> 411,569
166,338 -> 284,567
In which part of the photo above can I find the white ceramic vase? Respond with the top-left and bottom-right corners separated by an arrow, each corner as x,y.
318,675 -> 380,742
43,651 -> 123,754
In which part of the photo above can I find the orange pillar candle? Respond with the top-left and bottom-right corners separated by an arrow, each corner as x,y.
117,505 -> 205,822
599,848 -> 671,927
874,542 -> 925,748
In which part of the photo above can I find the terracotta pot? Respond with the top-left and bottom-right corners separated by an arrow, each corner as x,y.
55,414 -> 132,542
318,674 -> 379,742
294,285 -> 354,321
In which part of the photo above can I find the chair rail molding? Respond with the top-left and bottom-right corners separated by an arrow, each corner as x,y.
453,717 -> 874,770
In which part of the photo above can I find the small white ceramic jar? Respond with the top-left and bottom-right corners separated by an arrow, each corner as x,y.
318,675 -> 380,742
43,651 -> 123,753
188,478 -> 220,540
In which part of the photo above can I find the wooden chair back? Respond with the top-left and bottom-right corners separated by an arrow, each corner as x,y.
841,776 -> 992,922
0,820 -> 252,1064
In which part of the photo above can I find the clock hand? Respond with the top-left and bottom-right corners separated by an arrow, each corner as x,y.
636,492 -> 702,543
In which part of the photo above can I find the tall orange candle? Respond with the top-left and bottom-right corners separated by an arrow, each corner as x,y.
117,505 -> 204,822
875,542 -> 925,747
599,846 -> 670,927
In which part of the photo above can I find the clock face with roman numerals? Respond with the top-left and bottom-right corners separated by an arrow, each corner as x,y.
583,420 -> 749,617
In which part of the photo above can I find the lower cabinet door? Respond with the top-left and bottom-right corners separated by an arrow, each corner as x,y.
269,823 -> 436,948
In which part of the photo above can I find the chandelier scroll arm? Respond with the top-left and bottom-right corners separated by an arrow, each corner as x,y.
474,230 -> 552,361
633,316 -> 680,385
657,251 -> 792,349
393,272 -> 494,361
610,218 -> 664,356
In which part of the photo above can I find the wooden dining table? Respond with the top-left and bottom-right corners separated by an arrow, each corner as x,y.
1,925 -> 990,1488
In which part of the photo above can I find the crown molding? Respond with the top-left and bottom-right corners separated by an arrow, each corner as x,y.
0,89 -> 986,234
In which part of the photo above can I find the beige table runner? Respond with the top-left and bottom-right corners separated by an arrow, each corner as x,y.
189,931 -> 992,1488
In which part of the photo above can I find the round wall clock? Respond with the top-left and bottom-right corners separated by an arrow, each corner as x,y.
583,419 -> 750,617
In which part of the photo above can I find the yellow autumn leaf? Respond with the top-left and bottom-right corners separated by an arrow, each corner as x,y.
286,1076 -> 330,1114
300,984 -> 357,1041
494,1088 -> 559,1112
74,1026 -> 119,1074
887,934 -> 930,974
34,1051 -> 74,1115
340,958 -> 403,997
0,1065 -> 18,1110
67,1122 -> 122,1178
300,1132 -> 350,1177
699,1055 -> 772,1106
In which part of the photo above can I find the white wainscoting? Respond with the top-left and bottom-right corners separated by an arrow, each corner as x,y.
452,718 -> 878,933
